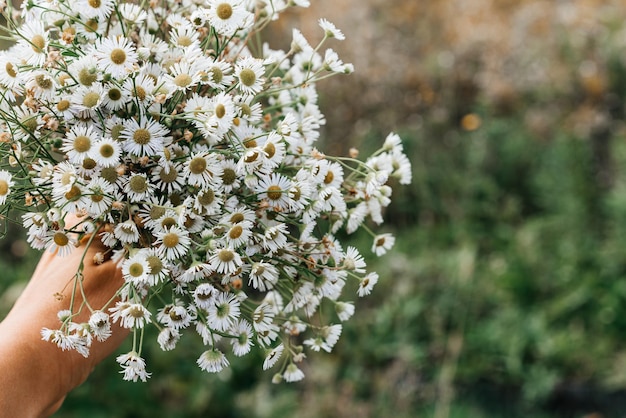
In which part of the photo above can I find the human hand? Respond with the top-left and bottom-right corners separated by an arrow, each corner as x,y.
0,221 -> 126,417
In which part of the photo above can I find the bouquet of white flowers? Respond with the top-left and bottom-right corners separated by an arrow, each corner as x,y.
0,0 -> 411,382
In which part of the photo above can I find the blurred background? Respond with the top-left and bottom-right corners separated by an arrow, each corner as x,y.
5,0 -> 626,416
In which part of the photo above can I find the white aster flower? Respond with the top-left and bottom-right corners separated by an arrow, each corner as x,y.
263,344 -> 284,370
154,225 -> 191,261
0,170 -> 14,205
209,247 -> 242,275
372,233 -> 395,256
207,291 -> 240,331
283,363 -> 305,382
235,57 -> 265,95
88,311 -> 112,342
207,0 -> 253,37
197,348 -> 229,373
89,137 -> 122,167
357,272 -> 379,297
94,37 -> 139,79
120,117 -> 169,157
230,319 -> 253,357
318,18 -> 345,40
116,351 -> 151,382
122,252 -> 152,285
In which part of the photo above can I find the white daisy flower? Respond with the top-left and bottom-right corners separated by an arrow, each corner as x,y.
70,83 -> 105,119
144,248 -> 170,286
17,21 -> 48,66
207,0 -> 253,37
342,246 -> 366,273
371,233 -> 395,256
283,363 -> 305,382
193,283 -> 217,310
116,351 -> 151,382
249,261 -> 279,292
256,173 -> 293,211
45,230 -> 76,257
25,70 -> 57,101
123,173 -> 156,202
234,57 -> 265,95
122,73 -> 155,104
114,219 -> 140,244
157,327 -> 180,351
151,162 -> 185,195
85,177 -> 114,217
230,319 -> 253,357
318,18 -> 345,40
119,303 -> 152,329
88,311 -> 112,342
75,0 -> 114,20
208,247 -> 242,275
120,117 -> 169,157
184,151 -> 223,188
335,301 -> 355,322
169,23 -> 201,50
262,344 -> 284,370
154,225 -> 191,261
94,37 -> 139,79
121,252 -> 152,285
118,3 -> 147,24
89,136 -> 122,167
197,348 -> 229,373
0,170 -> 14,205
357,272 -> 379,297
207,292 -> 241,332
61,125 -> 101,164
102,83 -> 131,111
201,59 -> 234,90
224,220 -> 252,249
0,52 -> 23,96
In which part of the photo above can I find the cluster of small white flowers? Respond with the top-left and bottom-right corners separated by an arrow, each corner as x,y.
0,0 -> 411,382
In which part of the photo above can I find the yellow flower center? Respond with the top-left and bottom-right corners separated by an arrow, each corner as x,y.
88,0 -> 101,7
133,86 -> 146,101
73,135 -> 91,153
57,100 -> 70,112
189,157 -> 207,175
159,166 -> 178,183
5,62 -> 16,78
129,175 -> 148,194
99,143 -> 115,158
221,168 -> 236,185
229,225 -> 243,240
215,104 -> 226,119
239,68 -> 256,87
128,262 -> 144,277
110,48 -> 127,65
218,249 -> 234,263
31,35 -> 45,53
53,232 -> 69,246
133,128 -> 151,145
176,36 -> 192,47
78,68 -> 97,86
216,3 -> 233,20
198,189 -> 215,206
266,185 -> 282,201
174,73 -> 192,88
230,213 -> 244,223
264,142 -> 276,158
108,88 -> 122,101
64,185 -> 82,201
82,92 -> 100,108
162,232 -> 179,248
0,179 -> 8,196
35,74 -> 52,89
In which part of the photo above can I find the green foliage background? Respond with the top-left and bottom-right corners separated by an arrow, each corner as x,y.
5,1 -> 626,417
